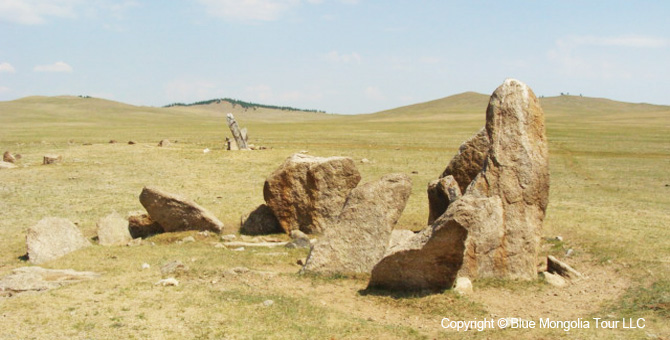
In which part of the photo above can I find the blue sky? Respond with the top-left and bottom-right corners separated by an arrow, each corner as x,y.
0,1 -> 668,114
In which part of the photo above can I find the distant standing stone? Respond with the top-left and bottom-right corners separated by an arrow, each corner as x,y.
26,217 -> 91,264
158,139 -> 171,147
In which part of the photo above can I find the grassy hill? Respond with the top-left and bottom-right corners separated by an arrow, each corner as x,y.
0,92 -> 669,339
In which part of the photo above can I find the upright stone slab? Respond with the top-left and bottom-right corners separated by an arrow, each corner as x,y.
139,186 -> 224,233
440,128 -> 489,194
263,153 -> 361,234
226,113 -> 248,150
369,79 -> 549,291
97,211 -> 133,246
301,173 -> 412,274
26,217 -> 91,264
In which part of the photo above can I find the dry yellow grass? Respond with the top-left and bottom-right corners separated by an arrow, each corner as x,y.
0,93 -> 668,339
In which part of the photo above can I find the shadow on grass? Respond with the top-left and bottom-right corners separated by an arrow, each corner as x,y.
17,253 -> 29,262
358,286 -> 444,299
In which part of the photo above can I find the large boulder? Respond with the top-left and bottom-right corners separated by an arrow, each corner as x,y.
369,79 -> 549,291
263,153 -> 361,234
240,204 -> 283,235
139,186 -> 224,233
26,217 -> 91,264
301,173 -> 412,274
96,211 -> 133,246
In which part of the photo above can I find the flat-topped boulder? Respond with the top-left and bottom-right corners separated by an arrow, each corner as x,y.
139,186 -> 223,233
369,79 -> 550,291
263,153 -> 361,234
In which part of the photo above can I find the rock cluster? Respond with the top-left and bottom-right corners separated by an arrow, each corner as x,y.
369,79 -> 550,291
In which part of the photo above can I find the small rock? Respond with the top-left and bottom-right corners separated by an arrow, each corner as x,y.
182,236 -> 195,243
453,277 -> 473,295
232,247 -> 245,251
198,230 -> 210,237
155,278 -> 179,286
214,243 -> 227,249
411,171 -> 418,174
3,151 -> 16,163
263,300 -> 274,307
565,248 -> 574,257
361,158 -> 370,164
43,154 -> 62,165
128,141 -> 136,145
221,234 -> 237,242
141,263 -> 150,270
547,255 -> 583,279
161,260 -> 188,275
542,271 -> 567,287
0,161 -> 17,169
158,139 -> 171,147
127,238 -> 142,247
203,148 -> 210,153
296,259 -> 305,266
299,150 -> 308,154
109,140 -> 117,144
556,236 -> 563,242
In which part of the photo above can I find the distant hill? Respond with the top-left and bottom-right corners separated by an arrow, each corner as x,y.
164,98 -> 325,114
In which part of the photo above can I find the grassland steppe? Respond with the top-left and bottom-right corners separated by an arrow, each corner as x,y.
0,92 -> 669,339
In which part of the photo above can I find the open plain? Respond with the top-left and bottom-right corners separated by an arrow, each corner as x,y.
1,92 -> 669,339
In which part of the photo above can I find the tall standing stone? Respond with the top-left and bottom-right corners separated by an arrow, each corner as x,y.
226,113 -> 248,150
369,79 -> 549,291
301,173 -> 412,274
263,153 -> 361,234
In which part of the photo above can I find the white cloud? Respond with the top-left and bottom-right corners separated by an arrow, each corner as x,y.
0,0 -> 80,25
365,86 -> 385,101
33,61 -> 73,72
0,62 -> 16,73
323,50 -> 362,64
196,0 -> 300,21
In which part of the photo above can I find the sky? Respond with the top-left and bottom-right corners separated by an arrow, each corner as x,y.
0,0 -> 668,114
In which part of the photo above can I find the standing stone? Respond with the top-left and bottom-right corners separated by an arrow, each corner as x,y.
263,153 -> 361,234
369,79 -> 549,291
426,175 -> 462,225
226,113 -> 248,150
301,173 -> 412,274
26,217 -> 91,264
3,151 -> 15,163
97,211 -> 133,246
158,139 -> 171,147
240,204 -> 283,235
139,186 -> 224,233
43,154 -> 62,165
